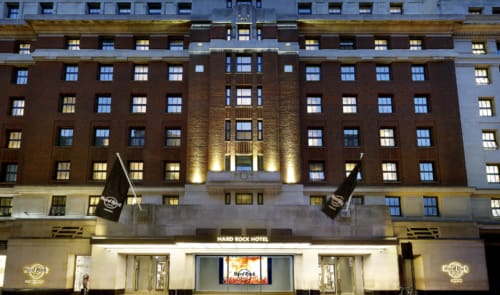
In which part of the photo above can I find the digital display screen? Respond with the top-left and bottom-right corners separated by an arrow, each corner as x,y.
221,256 -> 270,285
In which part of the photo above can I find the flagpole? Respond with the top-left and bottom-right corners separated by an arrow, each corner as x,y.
342,153 -> 364,213
115,152 -> 142,210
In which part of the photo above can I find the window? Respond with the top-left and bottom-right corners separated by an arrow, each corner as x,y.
475,68 -> 490,85
167,96 -> 182,113
40,2 -> 54,14
225,54 -> 232,72
493,7 -> 500,14
131,96 -> 147,113
165,128 -> 181,147
15,68 -> 28,84
257,120 -> 263,141
487,164 -> 500,183
226,0 -> 233,8
87,196 -> 100,216
411,65 -> 426,81
91,162 -> 107,181
11,98 -> 24,116
378,96 -> 393,113
472,42 -> 487,54
379,128 -> 396,147
2,164 -> 17,183
237,25 -> 250,41
236,155 -> 252,171
129,128 -> 145,147
468,7 -> 483,15
479,97 -> 494,117
257,87 -> 263,106
67,39 -> 80,50
305,65 -> 321,81
94,128 -> 110,147
236,55 -> 252,72
340,65 -> 355,81
307,128 -> 323,147
309,161 -> 325,181
169,39 -> 184,50
328,3 -> 342,14
96,95 -> 111,113
382,162 -> 398,182
168,65 -> 183,81
7,131 -> 22,149
385,196 -> 401,216
236,121 -> 252,141
99,65 -> 113,81
359,3 -> 372,14
64,65 -> 79,81
344,128 -> 360,147
177,2 -> 191,14
342,96 -> 357,113
305,39 -> 320,50
345,162 -> 362,180
340,38 -> 355,50
492,198 -> 500,217
100,38 -> 114,50
7,3 -> 20,19
409,39 -> 423,50
164,195 -> 179,206
482,130 -> 498,150
87,2 -> 101,14
127,195 -> 142,205
55,161 -> 71,180
0,198 -> 12,216
298,2 -> 312,14
135,39 -> 149,50
419,162 -> 435,182
49,196 -> 66,216
375,39 -> 388,50
128,161 -> 144,181
390,3 -> 403,14
225,121 -> 231,141
310,195 -> 325,206
416,128 -> 432,147
58,128 -> 73,146
118,2 -> 131,14
164,162 -> 180,181
256,0 -> 262,8
376,65 -> 391,81
236,193 -> 253,205
236,88 -> 252,105
423,196 -> 439,216
133,65 -> 148,81
307,96 -> 322,113
414,96 -> 430,113
60,95 -> 76,113
18,43 -> 30,54
148,2 -> 161,15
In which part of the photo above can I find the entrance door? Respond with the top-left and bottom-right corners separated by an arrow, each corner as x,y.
126,255 -> 169,294
319,256 -> 355,295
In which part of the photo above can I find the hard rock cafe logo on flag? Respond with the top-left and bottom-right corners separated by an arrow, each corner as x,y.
23,263 -> 50,284
100,195 -> 123,213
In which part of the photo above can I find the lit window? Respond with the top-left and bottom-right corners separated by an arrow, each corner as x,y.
131,96 -> 147,113
0,197 -> 13,216
15,68 -> 28,84
163,195 -> 179,206
414,96 -> 430,113
257,121 -> 263,141
309,161 -> 325,181
40,2 -> 54,14
87,196 -> 100,216
64,65 -> 79,81
225,54 -> 232,72
127,195 -> 142,205
385,196 -> 401,216
257,87 -> 263,106
236,193 -> 253,205
491,198 -> 500,217
96,95 -> 111,113
128,161 -> 144,181
390,3 -> 403,14
236,155 -> 252,171
307,128 -> 323,147
11,98 -> 25,116
236,121 -> 252,141
237,25 -> 250,40
475,68 -> 490,85
340,65 -> 355,81
411,65 -> 426,81
118,2 -> 131,14
340,38 -> 355,49
482,130 -> 498,150
177,2 -> 191,14
94,128 -> 110,147
379,128 -> 396,147
257,55 -> 262,72
374,39 -> 388,50
18,43 -> 31,54
328,3 -> 342,14
382,162 -> 398,182
87,2 -> 101,14
58,128 -> 73,146
487,165 -> 500,183
409,39 -> 422,50
236,55 -> 252,72
416,128 -> 432,147
378,96 -> 393,113
342,96 -> 357,113
7,131 -> 22,149
55,162 -> 71,181
99,65 -> 113,81
164,162 -> 180,181
165,128 -> 181,147
91,162 -> 107,181
60,95 -> 76,113
49,196 -> 66,216
169,39 -> 184,50
472,42 -> 487,54
135,39 -> 149,51
419,162 -> 435,182
479,97 -> 494,117
345,162 -> 362,180
310,196 -> 325,206
305,65 -> 321,81
307,96 -> 322,113
236,88 -> 252,105
148,2 -> 161,15
129,128 -> 145,147
168,65 -> 183,81
2,164 -> 17,183
343,128 -> 360,147
305,39 -> 320,50
298,2 -> 312,14
100,38 -> 114,50
257,28 -> 263,40
424,196 -> 439,216
67,39 -> 80,50
167,96 -> 182,113
226,27 -> 232,41
359,3 -> 372,14
376,65 -> 391,81
7,3 -> 20,19
133,65 -> 148,81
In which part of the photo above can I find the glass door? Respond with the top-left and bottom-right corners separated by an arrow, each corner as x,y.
319,256 -> 355,295
127,255 -> 169,294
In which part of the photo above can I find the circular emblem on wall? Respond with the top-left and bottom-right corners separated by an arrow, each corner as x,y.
441,261 -> 469,283
23,263 -> 50,284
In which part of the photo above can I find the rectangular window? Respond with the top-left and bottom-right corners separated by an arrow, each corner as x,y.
226,27 -> 232,41
310,195 -> 325,206
328,3 -> 342,14
379,128 -> 396,147
131,96 -> 147,113
226,0 -> 232,8
309,161 -> 325,181
11,98 -> 25,116
345,162 -> 362,180
257,87 -> 263,106
390,3 -> 403,14
58,128 -> 73,146
411,65 -> 426,81
49,196 -> 66,216
374,39 -> 388,50
305,39 -> 320,50
236,55 -> 252,72
236,156 -> 252,171
163,195 -> 179,206
91,161 -> 107,181
341,65 -> 355,81
236,88 -> 252,105
129,128 -> 145,146
491,198 -> 500,217
165,162 -> 180,181
15,68 -> 28,84
475,68 -> 490,85
257,55 -> 262,72
64,65 -> 79,81
487,164 -> 500,183
237,25 -> 250,41
479,97 -> 494,117
0,198 -> 12,216
342,96 -> 357,113
307,96 -> 322,113
225,87 -> 231,106
99,65 -> 113,81
40,2 -> 54,14
305,65 -> 321,81
419,162 -> 435,181
7,3 -> 20,19
468,7 -> 483,15
236,193 -> 253,205
409,39 -> 423,50
257,120 -> 263,141
423,196 -> 439,216
385,196 -> 401,216
7,131 -> 22,149
168,65 -> 183,81
308,128 -> 323,147
416,128 -> 432,147
225,53 -> 232,72
133,65 -> 148,81
378,96 -> 393,113
167,96 -> 182,113
94,128 -> 110,147
169,39 -> 184,50
18,42 -> 31,54
60,95 -> 76,113
177,2 -> 191,14
129,161 -> 144,181
96,95 -> 111,113
236,121 -> 252,141
100,38 -> 115,50
382,162 -> 398,182
3,164 -> 17,182
340,38 -> 355,50
118,2 -> 131,14
343,128 -> 360,147
165,128 -> 181,147
148,2 -> 162,15
359,3 -> 372,14
135,39 -> 149,50
414,96 -> 430,113
87,2 -> 101,14
472,42 -> 487,54
87,196 -> 100,216
376,65 -> 391,81
482,130 -> 498,150
127,195 -> 142,205
55,161 -> 71,180
67,39 -> 80,50
298,2 -> 312,14
225,120 -> 231,141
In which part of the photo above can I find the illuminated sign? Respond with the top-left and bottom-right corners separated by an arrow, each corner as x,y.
23,263 -> 50,284
222,256 -> 270,285
217,236 -> 269,243
441,261 -> 469,283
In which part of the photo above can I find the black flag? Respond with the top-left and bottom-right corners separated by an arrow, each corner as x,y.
95,156 -> 130,222
321,161 -> 360,220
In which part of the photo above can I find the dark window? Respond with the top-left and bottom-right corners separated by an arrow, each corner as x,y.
0,198 -> 13,216
58,128 -> 73,146
7,3 -> 20,19
87,2 -> 101,14
177,2 -> 191,14
385,196 -> 401,216
298,2 -> 312,14
129,128 -> 145,146
94,128 -> 110,147
117,2 -> 131,14
49,196 -> 66,216
148,2 -> 161,14
165,128 -> 181,147
343,128 -> 360,147
2,164 -> 17,183
40,2 -> 54,14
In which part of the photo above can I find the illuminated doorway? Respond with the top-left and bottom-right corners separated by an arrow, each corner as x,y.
319,256 -> 355,295
126,255 -> 169,294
